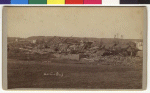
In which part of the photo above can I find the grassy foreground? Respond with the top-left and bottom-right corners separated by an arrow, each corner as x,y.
7,58 -> 142,89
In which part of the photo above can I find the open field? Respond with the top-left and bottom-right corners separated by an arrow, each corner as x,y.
8,58 -> 142,89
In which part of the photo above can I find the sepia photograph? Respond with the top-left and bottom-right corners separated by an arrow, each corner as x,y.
2,6 -> 147,90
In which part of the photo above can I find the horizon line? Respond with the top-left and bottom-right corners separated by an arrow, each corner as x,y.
7,36 -> 143,40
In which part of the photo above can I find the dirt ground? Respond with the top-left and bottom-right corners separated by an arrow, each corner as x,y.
7,58 -> 142,89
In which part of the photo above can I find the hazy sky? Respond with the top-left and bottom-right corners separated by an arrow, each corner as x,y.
6,7 -> 145,39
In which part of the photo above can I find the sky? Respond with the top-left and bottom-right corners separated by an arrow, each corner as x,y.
5,7 -> 146,39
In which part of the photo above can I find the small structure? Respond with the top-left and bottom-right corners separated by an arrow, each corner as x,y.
32,40 -> 36,44
134,41 -> 143,57
15,39 -> 18,42
136,51 -> 143,57
135,41 -> 143,51
53,54 -> 80,61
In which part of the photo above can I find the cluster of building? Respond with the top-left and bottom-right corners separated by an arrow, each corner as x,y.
8,36 -> 143,61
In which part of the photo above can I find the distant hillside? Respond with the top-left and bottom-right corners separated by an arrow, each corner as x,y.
26,36 -> 142,41
27,36 -> 53,40
7,37 -> 25,42
8,36 -> 143,44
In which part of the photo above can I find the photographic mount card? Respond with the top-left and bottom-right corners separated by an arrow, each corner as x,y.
2,6 -> 147,90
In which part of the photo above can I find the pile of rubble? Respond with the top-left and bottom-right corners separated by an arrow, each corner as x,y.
8,36 -> 143,61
